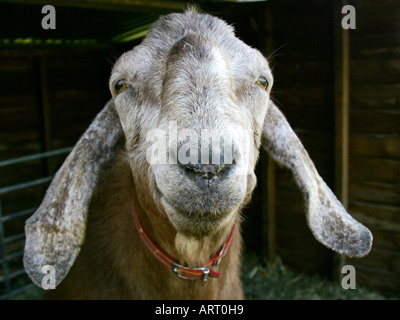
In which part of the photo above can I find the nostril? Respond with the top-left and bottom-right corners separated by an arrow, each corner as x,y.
180,163 -> 233,181
202,171 -> 215,180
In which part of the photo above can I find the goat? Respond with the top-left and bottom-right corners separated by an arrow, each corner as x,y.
24,9 -> 372,299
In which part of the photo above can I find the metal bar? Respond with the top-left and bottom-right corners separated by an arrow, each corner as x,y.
7,268 -> 27,280
0,250 -> 23,265
0,282 -> 36,300
0,268 -> 27,284
4,233 -> 25,244
0,208 -> 36,223
0,147 -> 72,168
0,177 -> 52,196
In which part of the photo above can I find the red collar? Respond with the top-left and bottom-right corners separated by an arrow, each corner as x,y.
132,205 -> 235,282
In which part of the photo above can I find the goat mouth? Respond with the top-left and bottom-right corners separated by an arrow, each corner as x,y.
161,194 -> 227,221
153,170 -> 240,219
160,195 -> 237,237
161,191 -> 238,238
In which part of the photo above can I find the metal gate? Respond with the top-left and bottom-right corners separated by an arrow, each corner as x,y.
0,147 -> 72,299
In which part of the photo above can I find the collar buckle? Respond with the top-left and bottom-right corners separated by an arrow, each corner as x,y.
172,263 -> 210,282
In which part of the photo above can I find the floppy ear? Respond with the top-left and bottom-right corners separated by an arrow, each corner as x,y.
24,100 -> 124,288
262,101 -> 372,258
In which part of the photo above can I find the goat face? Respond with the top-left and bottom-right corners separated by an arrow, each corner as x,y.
110,16 -> 273,237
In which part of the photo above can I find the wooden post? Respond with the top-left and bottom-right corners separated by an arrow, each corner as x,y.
266,8 -> 277,263
267,156 -> 276,262
258,7 -> 277,262
35,56 -> 52,176
40,56 -> 52,155
333,0 -> 350,279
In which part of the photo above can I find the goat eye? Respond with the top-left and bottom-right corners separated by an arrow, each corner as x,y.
114,79 -> 128,95
256,77 -> 269,90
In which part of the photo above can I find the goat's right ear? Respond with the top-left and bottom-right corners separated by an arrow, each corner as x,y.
24,101 -> 124,289
261,101 -> 372,258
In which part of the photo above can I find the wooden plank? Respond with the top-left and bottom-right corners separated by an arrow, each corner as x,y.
350,85 -> 400,110
0,94 -> 37,110
276,229 -> 332,274
351,60 -> 400,85
272,0 -> 333,12
0,64 -> 36,96
0,108 -> 39,132
0,0 -> 188,12
349,247 -> 400,274
275,170 -> 298,191
273,14 -> 333,41
0,56 -> 41,162
353,9 -> 400,35
275,209 -> 309,235
351,84 -> 400,99
349,200 -> 400,227
275,169 -> 333,198
273,61 -> 333,85
276,87 -> 333,109
351,34 -> 400,60
352,0 -> 400,10
351,264 -> 400,296
349,181 -> 400,206
52,90 -> 104,106
47,67 -> 104,91
362,228 -> 400,251
349,158 -> 400,183
0,57 -> 33,69
0,47 -> 107,59
273,83 -> 333,100
275,188 -> 304,213
297,130 -> 333,150
46,56 -> 106,69
278,105 -> 334,132
350,109 -> 400,134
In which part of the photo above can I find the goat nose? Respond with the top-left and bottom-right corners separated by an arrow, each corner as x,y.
179,162 -> 232,181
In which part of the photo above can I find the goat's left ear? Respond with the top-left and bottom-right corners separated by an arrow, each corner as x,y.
261,101 -> 372,258
23,101 -> 124,288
